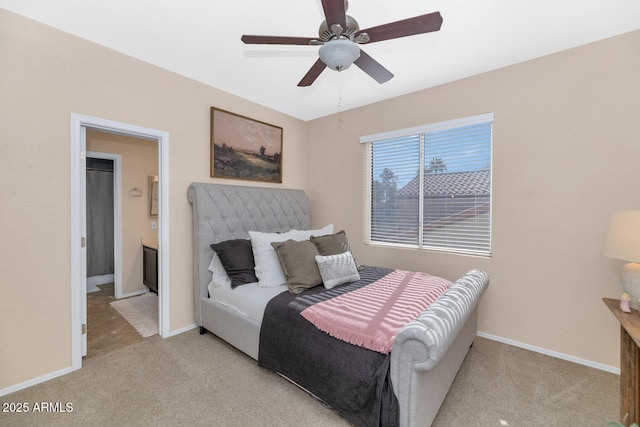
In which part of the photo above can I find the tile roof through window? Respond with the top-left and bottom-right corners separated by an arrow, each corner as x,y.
396,170 -> 491,198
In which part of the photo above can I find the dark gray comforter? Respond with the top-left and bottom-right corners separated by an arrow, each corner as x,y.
258,266 -> 399,427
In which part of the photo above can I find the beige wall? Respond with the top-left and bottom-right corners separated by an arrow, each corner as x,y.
0,9 -> 308,390
87,130 -> 158,296
306,30 -> 640,368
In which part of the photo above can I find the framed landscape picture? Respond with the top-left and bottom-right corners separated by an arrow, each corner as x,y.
210,107 -> 283,183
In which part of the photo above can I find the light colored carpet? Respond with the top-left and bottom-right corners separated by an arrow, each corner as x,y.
110,293 -> 158,337
2,331 -> 619,426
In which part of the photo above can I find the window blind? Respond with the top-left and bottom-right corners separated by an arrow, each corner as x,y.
362,113 -> 493,256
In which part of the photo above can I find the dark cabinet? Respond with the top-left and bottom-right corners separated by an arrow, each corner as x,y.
143,245 -> 158,293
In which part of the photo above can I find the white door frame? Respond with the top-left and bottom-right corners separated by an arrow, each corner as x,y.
71,113 -> 170,371
86,151 -> 123,299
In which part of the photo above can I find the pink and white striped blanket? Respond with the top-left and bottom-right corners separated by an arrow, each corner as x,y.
300,269 -> 453,354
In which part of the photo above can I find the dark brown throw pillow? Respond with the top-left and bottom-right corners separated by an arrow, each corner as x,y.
311,230 -> 361,269
271,239 -> 322,294
210,239 -> 258,288
310,230 -> 350,255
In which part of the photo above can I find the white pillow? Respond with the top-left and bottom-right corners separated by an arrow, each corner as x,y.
290,224 -> 334,241
208,252 -> 232,289
315,251 -> 360,289
249,225 -> 333,288
249,229 -> 298,288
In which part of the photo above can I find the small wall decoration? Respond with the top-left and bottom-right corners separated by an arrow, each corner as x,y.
210,107 -> 283,183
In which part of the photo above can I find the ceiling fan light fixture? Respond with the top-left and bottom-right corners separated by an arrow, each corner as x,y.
318,39 -> 360,71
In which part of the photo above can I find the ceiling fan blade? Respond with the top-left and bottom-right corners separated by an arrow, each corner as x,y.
353,50 -> 394,84
241,35 -> 318,45
321,0 -> 346,30
298,59 -> 327,87
355,11 -> 443,44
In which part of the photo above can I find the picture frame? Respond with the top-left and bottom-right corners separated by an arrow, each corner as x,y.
210,107 -> 283,183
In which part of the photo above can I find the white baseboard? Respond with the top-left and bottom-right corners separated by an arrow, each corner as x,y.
0,367 -> 72,397
170,323 -> 198,336
477,331 -> 619,375
119,289 -> 149,299
87,274 -> 114,286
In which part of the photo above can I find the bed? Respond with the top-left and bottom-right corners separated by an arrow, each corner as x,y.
187,182 -> 489,427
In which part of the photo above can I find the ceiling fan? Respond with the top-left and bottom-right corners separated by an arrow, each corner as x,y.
241,0 -> 443,87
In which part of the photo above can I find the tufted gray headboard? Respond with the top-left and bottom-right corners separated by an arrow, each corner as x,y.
186,182 -> 310,324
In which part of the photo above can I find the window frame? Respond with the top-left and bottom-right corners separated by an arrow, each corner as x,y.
360,113 -> 494,257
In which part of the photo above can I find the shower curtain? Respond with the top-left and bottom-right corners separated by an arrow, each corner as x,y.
86,168 -> 114,278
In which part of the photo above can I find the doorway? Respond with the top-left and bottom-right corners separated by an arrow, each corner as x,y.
70,113 -> 170,371
85,153 -> 120,296
85,150 -> 144,359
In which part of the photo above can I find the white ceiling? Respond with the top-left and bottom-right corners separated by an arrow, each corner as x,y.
2,0 -> 640,121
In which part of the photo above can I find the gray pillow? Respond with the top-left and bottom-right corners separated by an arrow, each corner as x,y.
311,230 -> 361,270
315,251 -> 360,289
271,239 -> 322,294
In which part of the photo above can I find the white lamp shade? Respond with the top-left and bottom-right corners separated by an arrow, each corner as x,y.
604,210 -> 640,262
319,39 -> 360,71
604,210 -> 640,309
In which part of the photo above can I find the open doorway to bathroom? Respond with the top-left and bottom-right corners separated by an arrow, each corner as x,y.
83,130 -> 160,359
70,113 -> 170,372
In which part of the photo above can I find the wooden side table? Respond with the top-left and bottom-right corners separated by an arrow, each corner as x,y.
603,298 -> 640,426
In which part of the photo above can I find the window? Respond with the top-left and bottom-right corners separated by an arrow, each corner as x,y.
361,113 -> 493,256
